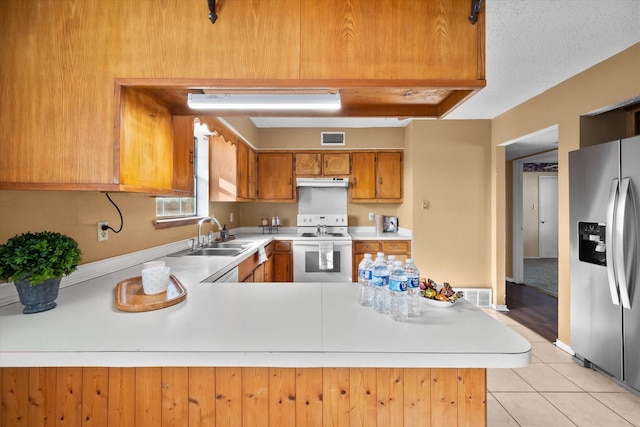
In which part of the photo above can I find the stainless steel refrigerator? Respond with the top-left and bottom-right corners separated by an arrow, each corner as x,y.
569,135 -> 640,393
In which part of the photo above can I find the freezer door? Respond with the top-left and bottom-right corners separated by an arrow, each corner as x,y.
569,140 -> 622,378
621,135 -> 640,392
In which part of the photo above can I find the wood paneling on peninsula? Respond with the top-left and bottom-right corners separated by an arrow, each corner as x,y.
0,366 -> 486,427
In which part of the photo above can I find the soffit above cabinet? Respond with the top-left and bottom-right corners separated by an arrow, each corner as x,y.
121,0 -> 485,119
127,80 -> 484,119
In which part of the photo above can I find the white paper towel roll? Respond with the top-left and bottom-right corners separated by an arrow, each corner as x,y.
375,214 -> 384,233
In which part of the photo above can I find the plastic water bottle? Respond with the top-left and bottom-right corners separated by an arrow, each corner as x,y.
372,253 -> 389,314
389,260 -> 408,321
404,259 -> 421,317
357,254 -> 374,306
386,255 -> 396,272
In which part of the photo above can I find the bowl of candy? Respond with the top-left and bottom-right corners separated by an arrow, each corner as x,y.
420,279 -> 463,308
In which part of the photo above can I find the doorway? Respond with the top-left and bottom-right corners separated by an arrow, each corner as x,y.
504,126 -> 559,341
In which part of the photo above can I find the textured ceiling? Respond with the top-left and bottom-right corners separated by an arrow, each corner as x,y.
251,0 -> 640,134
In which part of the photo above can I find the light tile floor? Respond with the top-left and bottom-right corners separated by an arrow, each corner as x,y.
483,309 -> 640,427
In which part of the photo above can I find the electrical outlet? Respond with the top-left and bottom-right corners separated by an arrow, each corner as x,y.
230,212 -> 234,222
368,212 -> 375,221
97,222 -> 108,242
422,200 -> 430,210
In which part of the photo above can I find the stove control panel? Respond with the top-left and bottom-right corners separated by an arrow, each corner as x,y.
297,214 -> 348,226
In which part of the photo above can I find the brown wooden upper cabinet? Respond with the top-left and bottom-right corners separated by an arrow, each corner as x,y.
206,118 -> 256,202
171,116 -> 196,196
0,0 -> 483,191
237,141 -> 257,201
118,88 -> 195,195
295,152 -> 350,176
300,1 -> 482,81
209,133 -> 237,202
257,152 -> 295,202
350,151 -> 403,203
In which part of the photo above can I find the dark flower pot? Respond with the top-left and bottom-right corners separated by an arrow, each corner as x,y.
14,277 -> 61,314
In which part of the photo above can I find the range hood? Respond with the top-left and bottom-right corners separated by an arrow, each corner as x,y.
296,177 -> 349,188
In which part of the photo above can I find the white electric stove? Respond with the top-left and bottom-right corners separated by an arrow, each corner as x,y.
293,214 -> 353,282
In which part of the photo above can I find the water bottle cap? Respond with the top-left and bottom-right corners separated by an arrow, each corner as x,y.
364,253 -> 372,258
394,260 -> 403,265
406,259 -> 413,263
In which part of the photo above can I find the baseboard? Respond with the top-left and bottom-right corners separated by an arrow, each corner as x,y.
554,339 -> 574,356
492,304 -> 509,312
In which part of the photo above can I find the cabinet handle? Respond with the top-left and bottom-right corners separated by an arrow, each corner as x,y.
379,177 -> 383,184
189,150 -> 194,164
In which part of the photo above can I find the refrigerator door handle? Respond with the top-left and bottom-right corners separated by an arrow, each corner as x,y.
615,177 -> 632,309
606,179 -> 621,306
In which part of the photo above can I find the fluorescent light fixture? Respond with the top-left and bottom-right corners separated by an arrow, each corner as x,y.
187,92 -> 341,111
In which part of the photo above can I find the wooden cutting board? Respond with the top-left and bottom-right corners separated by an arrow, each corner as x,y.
114,274 -> 187,312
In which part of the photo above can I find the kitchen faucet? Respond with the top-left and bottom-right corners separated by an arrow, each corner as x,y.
197,216 -> 223,247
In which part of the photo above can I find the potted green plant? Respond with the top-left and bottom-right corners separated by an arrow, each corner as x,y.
0,231 -> 82,314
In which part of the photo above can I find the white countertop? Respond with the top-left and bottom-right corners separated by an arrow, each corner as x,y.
0,227 -> 529,369
0,251 -> 529,368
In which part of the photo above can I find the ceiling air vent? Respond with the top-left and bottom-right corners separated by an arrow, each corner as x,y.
321,131 -> 345,146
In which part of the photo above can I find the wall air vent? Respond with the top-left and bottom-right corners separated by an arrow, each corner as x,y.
321,131 -> 345,146
457,288 -> 492,307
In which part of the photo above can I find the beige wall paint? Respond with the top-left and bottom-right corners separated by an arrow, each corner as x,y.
0,191 -> 200,264
523,172 -> 558,258
492,42 -> 640,344
405,120 -> 492,287
257,127 -> 404,150
219,117 -> 260,148
237,202 -> 298,228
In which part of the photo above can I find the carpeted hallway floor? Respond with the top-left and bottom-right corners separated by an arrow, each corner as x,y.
523,258 -> 558,297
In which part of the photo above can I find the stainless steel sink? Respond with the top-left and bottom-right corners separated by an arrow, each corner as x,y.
187,248 -> 247,256
206,242 -> 249,249
169,241 -> 254,257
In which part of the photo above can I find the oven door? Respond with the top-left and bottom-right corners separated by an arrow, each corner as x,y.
293,240 -> 353,282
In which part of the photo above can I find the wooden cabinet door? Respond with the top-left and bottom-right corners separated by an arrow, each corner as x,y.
264,256 -> 274,282
274,253 -> 292,282
120,87 -> 173,191
171,116 -> 195,195
273,241 -> 292,282
295,153 -> 322,176
376,152 -> 403,200
257,153 -> 294,201
263,242 -> 275,282
253,263 -> 265,283
350,152 -> 376,200
247,148 -> 257,200
209,134 -> 237,201
237,141 -> 249,200
323,153 -> 350,175
300,1 -> 481,81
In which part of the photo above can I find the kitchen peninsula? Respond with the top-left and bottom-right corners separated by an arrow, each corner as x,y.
0,237 -> 529,426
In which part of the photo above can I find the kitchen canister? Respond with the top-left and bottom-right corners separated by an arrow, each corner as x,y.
375,214 -> 384,233
141,266 -> 171,295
